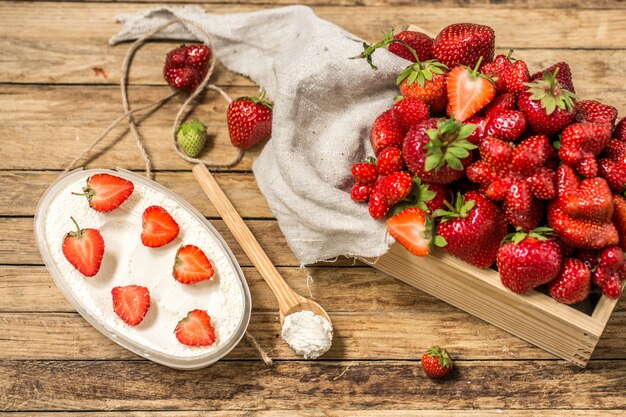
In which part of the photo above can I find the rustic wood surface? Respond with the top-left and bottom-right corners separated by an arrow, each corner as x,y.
1,0 -> 625,414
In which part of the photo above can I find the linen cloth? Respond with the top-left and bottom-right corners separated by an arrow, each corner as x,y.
111,5 -> 409,265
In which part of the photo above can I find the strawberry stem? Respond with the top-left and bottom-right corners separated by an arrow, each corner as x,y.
470,56 -> 484,77
69,216 -> 83,238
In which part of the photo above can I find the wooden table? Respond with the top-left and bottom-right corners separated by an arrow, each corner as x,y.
1,1 -> 625,415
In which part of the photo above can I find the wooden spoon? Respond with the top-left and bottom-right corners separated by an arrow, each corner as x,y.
193,164 -> 332,325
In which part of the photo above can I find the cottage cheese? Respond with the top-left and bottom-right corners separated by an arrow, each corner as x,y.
42,173 -> 245,358
281,310 -> 333,359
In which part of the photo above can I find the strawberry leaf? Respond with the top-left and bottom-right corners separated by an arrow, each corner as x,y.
433,235 -> 447,247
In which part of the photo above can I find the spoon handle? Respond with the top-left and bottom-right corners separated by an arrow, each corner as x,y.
193,164 -> 301,314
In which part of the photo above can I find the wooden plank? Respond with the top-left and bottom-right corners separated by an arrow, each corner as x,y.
0,412 -> 623,417
0,171 -> 272,218
1,85 -> 625,171
1,360 -> 626,411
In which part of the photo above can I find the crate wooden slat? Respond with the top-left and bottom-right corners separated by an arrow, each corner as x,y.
370,244 -> 623,367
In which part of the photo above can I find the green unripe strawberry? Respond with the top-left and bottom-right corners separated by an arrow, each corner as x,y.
176,119 -> 207,157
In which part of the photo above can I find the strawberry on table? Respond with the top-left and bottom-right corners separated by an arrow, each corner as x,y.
370,109 -> 407,155
421,346 -> 453,379
548,258 -> 591,304
388,30 -> 434,63
376,147 -> 405,176
173,244 -> 215,284
446,57 -> 496,122
111,285 -> 151,326
433,23 -> 495,68
176,119 -> 207,158
559,122 -> 612,178
433,191 -> 508,268
72,173 -> 134,213
175,309 -> 217,347
496,227 -> 563,294
392,97 -> 430,131
163,44 -> 211,92
386,207 -> 431,257
141,206 -> 180,248
403,118 -> 477,184
227,91 -> 273,150
62,217 -> 105,277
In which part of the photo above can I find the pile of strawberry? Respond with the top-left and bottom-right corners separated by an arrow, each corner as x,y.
350,23 -> 626,304
63,173 -> 218,346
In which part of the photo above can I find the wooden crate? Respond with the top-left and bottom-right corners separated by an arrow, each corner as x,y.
370,243 -> 622,367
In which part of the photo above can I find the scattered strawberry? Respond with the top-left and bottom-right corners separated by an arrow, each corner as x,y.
421,346 -> 453,379
62,217 -> 105,277
376,147 -> 405,176
599,139 -> 626,192
446,57 -> 496,121
386,207 -> 431,256
141,206 -> 180,248
175,309 -> 217,346
73,173 -> 134,213
227,91 -> 273,150
548,258 -> 591,304
497,227 -> 563,294
173,244 -> 215,284
351,161 -> 379,185
381,172 -> 413,205
484,93 -> 517,117
434,191 -> 508,268
350,183 -> 373,202
559,122 -> 612,178
404,118 -> 477,184
484,109 -> 527,141
575,100 -> 618,128
370,109 -> 407,155
518,69 -> 576,136
531,62 -> 576,93
392,97 -> 430,131
433,23 -> 495,68
111,285 -> 150,326
176,119 -> 207,158
163,44 -> 211,92
388,30 -> 434,63
612,194 -> 626,251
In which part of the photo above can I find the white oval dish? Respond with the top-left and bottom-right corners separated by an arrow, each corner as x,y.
34,168 -> 251,370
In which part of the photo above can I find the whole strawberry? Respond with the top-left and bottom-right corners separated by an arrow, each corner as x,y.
531,62 -> 576,93
163,44 -> 211,92
368,178 -> 390,220
392,97 -> 430,131
480,50 -> 529,95
615,118 -> 626,142
421,346 -> 453,379
484,109 -> 527,141
612,194 -> 626,251
389,178 -> 450,216
484,93 -> 517,117
351,160 -> 379,185
434,191 -> 508,268
403,118 -> 477,184
388,30 -> 433,63
433,23 -> 495,68
176,119 -> 207,157
559,122 -> 611,178
548,258 -> 591,304
376,147 -> 405,176
397,60 -> 449,114
370,109 -> 406,155
351,183 -> 373,203
591,246 -> 625,299
227,91 -> 273,150
575,100 -> 618,128
599,139 -> 626,191
518,69 -> 576,136
380,171 -> 413,206
497,227 -> 563,294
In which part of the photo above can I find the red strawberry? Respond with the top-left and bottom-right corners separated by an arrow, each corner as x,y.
141,206 -> 180,248
351,161 -> 379,184
111,285 -> 150,326
392,97 -> 430,131
612,194 -> 626,251
388,30 -> 433,63
484,93 -> 517,117
559,122 -> 612,178
615,118 -> 626,141
388,179 -> 450,216
368,179 -> 390,220
421,346 -> 453,379
531,62 -> 576,93
590,246 -> 625,299
423,183 -> 451,213
434,191 -> 508,268
433,23 -> 495,68
398,63 -> 449,114
576,249 -> 600,270
575,100 -> 618,128
227,91 -> 273,150
386,207 -> 431,256
381,172 -> 413,205
518,69 -> 576,136
480,53 -> 511,93
403,118 -> 476,184
376,147 -> 405,176
370,109 -> 406,155
175,309 -> 216,346
599,139 -> 626,192
73,173 -> 134,213
484,109 -> 527,141
350,183 -> 373,203
501,59 -> 530,94
548,202 -> 618,249
173,244 -> 215,284
557,166 -> 614,223
497,228 -> 563,294
464,115 -> 487,145
163,44 -> 211,92
548,258 -> 591,304
503,198 -> 545,232
62,217 -> 105,277
601,275 -> 622,299
446,58 -> 496,122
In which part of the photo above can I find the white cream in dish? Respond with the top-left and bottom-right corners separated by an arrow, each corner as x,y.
42,172 -> 246,358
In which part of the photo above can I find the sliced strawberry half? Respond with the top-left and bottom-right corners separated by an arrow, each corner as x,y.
175,309 -> 217,346
173,244 -> 215,284
111,285 -> 151,326
73,173 -> 134,213
386,207 -> 432,256
62,217 -> 105,277
446,57 -> 495,122
141,206 -> 180,248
